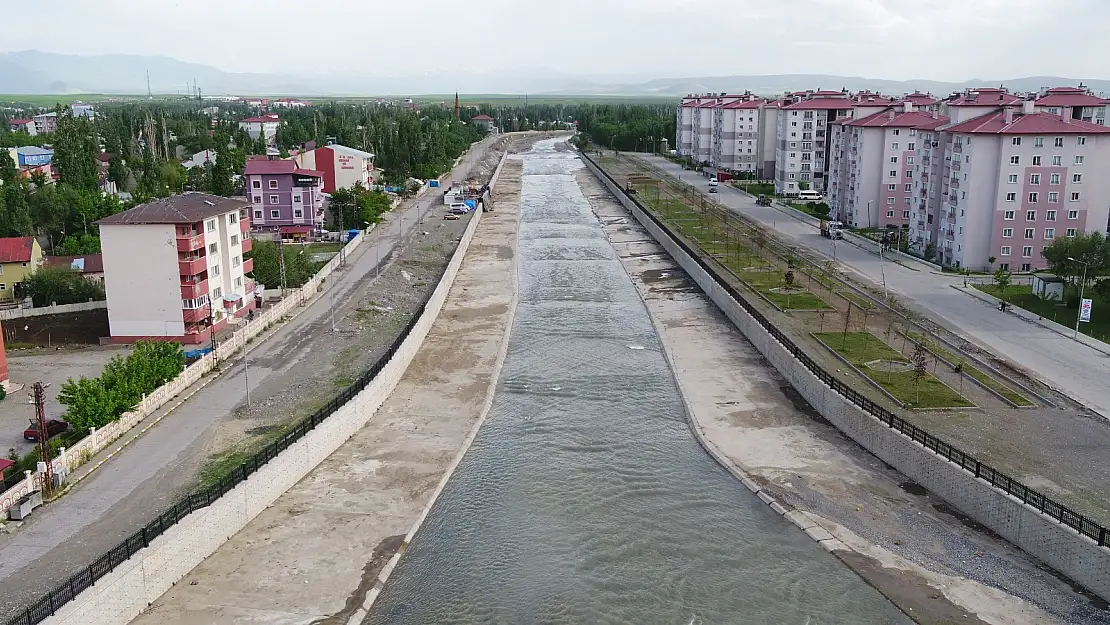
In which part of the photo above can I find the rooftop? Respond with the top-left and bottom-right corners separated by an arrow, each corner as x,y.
98,193 -> 249,226
471,114 -> 494,121
243,159 -> 323,177
847,108 -> 950,129
0,237 -> 36,264
44,254 -> 104,274
240,114 -> 280,123
9,119 -> 32,125
943,110 -> 1110,135
15,146 -> 52,155
323,144 -> 375,159
1035,87 -> 1109,108
783,97 -> 853,110
948,88 -> 1023,107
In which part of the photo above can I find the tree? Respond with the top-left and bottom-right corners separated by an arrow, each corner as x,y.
55,233 -> 101,255
0,148 -> 15,184
244,240 -> 315,289
23,266 -> 105,306
253,128 -> 268,155
992,266 -> 1012,302
987,255 -> 997,270
910,342 -> 929,406
53,107 -> 99,191
1042,231 -> 1110,304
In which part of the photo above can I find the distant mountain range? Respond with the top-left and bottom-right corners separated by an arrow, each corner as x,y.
1,51 -> 1108,98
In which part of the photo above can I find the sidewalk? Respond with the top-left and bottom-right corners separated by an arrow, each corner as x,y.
129,157 -> 523,625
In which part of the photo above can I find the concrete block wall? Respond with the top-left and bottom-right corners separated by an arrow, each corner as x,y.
581,155 -> 1110,602
40,206 -> 485,625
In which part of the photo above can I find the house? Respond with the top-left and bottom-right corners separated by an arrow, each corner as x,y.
271,98 -> 311,109
70,102 -> 96,118
98,193 -> 255,344
0,237 -> 44,301
32,112 -> 57,134
243,160 -> 325,231
292,144 -> 375,194
44,254 -> 105,283
8,119 -> 36,136
182,150 -> 218,170
238,114 -> 280,143
471,114 -> 496,132
14,146 -> 53,167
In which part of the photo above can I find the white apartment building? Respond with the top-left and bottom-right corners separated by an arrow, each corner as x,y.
239,114 -> 281,143
1034,86 -> 1108,125
774,91 -> 852,195
690,99 -> 718,164
99,193 -> 255,344
676,98 -> 698,157
934,100 -> 1110,271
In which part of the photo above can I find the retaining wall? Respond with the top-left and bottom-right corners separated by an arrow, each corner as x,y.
582,155 -> 1110,602
0,301 -> 107,321
40,205 -> 484,625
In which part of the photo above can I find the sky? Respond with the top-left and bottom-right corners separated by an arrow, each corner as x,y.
5,0 -> 1110,80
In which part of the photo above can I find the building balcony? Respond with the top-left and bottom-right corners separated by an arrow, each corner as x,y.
240,217 -> 251,234
953,144 -> 963,153
950,180 -> 960,189
179,256 -> 206,275
176,233 -> 205,253
951,161 -> 961,171
182,305 -> 212,324
181,279 -> 209,299
240,237 -> 252,254
242,257 -> 254,274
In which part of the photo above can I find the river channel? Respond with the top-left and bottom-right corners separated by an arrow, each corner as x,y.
364,140 -> 910,624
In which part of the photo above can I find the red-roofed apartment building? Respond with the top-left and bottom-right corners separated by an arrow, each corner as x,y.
471,114 -> 496,132
712,93 -> 781,177
775,90 -> 854,195
1034,86 -> 1108,125
8,119 -> 36,136
238,114 -> 280,144
243,159 -> 325,232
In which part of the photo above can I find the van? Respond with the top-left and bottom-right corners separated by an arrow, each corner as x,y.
708,178 -> 719,187
797,190 -> 823,201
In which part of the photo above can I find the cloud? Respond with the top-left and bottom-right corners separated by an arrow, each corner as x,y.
2,0 -> 1108,80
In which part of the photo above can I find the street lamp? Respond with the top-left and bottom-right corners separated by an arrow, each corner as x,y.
1069,256 -> 1089,338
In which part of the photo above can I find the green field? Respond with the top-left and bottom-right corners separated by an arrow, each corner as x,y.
903,332 -> 1033,406
814,332 -> 973,408
976,284 -> 1110,343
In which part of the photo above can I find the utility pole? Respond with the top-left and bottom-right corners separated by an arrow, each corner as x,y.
146,70 -> 152,100
209,307 -> 220,371
277,239 -> 288,298
243,352 -> 251,408
33,382 -> 54,496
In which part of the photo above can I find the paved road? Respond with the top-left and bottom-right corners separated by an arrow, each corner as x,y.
0,135 -> 501,618
638,154 -> 1110,418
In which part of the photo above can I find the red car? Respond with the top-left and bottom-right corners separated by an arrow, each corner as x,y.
23,419 -> 68,442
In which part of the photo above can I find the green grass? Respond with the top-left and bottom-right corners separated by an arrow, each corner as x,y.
814,332 -> 973,408
300,242 -> 344,255
905,332 -> 1033,407
976,284 -> 1110,343
837,289 -> 876,310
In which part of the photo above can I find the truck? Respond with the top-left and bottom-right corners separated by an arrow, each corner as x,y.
820,219 -> 844,240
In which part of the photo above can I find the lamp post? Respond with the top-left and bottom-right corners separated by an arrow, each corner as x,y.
1069,256 -> 1089,338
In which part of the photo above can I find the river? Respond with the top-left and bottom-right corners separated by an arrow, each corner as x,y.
364,140 -> 910,624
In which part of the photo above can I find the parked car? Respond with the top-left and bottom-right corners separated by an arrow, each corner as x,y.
709,186 -> 718,193
443,214 -> 460,220
756,195 -> 772,206
797,190 -> 824,201
449,203 -> 470,214
24,419 -> 68,442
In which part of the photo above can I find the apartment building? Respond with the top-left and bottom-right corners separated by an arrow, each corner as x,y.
691,99 -> 718,164
239,114 -> 281,143
935,100 -> 1110,271
1034,86 -> 1108,125
828,103 -> 949,229
244,159 -> 325,232
99,193 -> 255,344
774,91 -> 852,195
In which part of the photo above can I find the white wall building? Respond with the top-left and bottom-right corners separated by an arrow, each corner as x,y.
774,91 -> 852,195
99,193 -> 255,344
239,114 -> 280,143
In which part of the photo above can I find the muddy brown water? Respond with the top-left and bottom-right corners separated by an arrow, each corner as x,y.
364,141 -> 911,624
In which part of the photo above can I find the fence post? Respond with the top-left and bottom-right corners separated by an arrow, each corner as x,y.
974,461 -> 982,478
1100,527 -> 1107,547
141,527 -> 148,548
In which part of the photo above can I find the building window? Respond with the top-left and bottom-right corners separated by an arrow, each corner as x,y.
231,235 -> 239,246
1012,137 -> 1021,146
270,209 -> 280,218
1077,136 -> 1087,146
1073,173 -> 1083,183
1068,210 -> 1078,219
905,170 -> 913,178
1001,246 -> 1011,256
888,184 -> 896,191
210,264 -> 220,276
908,142 -> 916,151
229,212 -> 238,224
1075,155 -> 1085,165
890,156 -> 898,164
1030,174 -> 1040,185
1002,228 -> 1013,238
1028,192 -> 1039,203
1005,192 -> 1017,202
1052,155 -> 1062,166
904,184 -> 912,192
999,263 -> 1009,271
206,219 -> 216,232
293,194 -> 301,203
893,129 -> 900,136
903,210 -> 910,218
1026,210 -> 1036,221
1045,228 -> 1055,240
1024,228 -> 1035,239
212,287 -> 222,299
1054,137 -> 1064,148
1034,137 -> 1044,147
270,195 -> 279,204
208,242 -> 217,254
1067,228 -> 1078,237
889,170 -> 897,177
268,179 -> 278,189
294,208 -> 303,218
1050,173 -> 1061,185
1032,155 -> 1042,166
234,277 -> 242,289
1004,210 -> 1015,220
1010,156 -> 1020,165
253,195 -> 262,203
1071,192 -> 1081,202
1022,246 -> 1033,258
886,210 -> 894,217
1008,174 -> 1018,184
252,180 -> 261,189
887,197 -> 895,205
891,142 -> 899,150
254,210 -> 263,219
232,255 -> 241,267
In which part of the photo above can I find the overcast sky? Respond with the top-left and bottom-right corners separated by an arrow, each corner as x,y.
5,0 -> 1109,80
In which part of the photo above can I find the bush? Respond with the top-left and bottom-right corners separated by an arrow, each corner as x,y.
57,340 -> 185,439
23,266 -> 105,306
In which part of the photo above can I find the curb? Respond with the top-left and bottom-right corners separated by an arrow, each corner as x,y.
359,152 -> 514,616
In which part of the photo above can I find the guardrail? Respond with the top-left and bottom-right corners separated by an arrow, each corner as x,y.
583,151 -> 1110,550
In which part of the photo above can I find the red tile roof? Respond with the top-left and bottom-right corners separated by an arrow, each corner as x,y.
471,114 -> 494,121
240,114 -> 280,123
783,98 -> 852,110
98,193 -> 248,225
0,237 -> 36,263
943,111 -> 1110,134
847,108 -> 950,129
9,119 -> 32,125
44,254 -> 104,274
948,89 -> 1022,107
95,152 -> 113,163
722,99 -> 762,109
1035,88 -> 1108,108
900,92 -> 938,105
243,160 -> 323,177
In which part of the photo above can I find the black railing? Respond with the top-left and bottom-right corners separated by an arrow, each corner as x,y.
583,152 -> 1110,551
6,303 -> 428,625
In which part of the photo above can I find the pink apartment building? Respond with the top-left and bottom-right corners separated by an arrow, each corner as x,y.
774,91 -> 853,195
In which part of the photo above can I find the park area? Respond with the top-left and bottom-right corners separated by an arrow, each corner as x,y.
592,150 -> 1110,527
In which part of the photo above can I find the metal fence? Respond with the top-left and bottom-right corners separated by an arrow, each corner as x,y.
585,152 -> 1110,550
5,303 -> 427,625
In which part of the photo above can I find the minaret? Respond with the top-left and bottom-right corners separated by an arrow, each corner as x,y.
454,92 -> 460,120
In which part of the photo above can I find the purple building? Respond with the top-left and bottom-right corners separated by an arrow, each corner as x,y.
243,159 -> 325,234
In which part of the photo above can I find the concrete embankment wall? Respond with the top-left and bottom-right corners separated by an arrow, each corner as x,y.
43,176 -> 493,625
581,155 -> 1110,602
